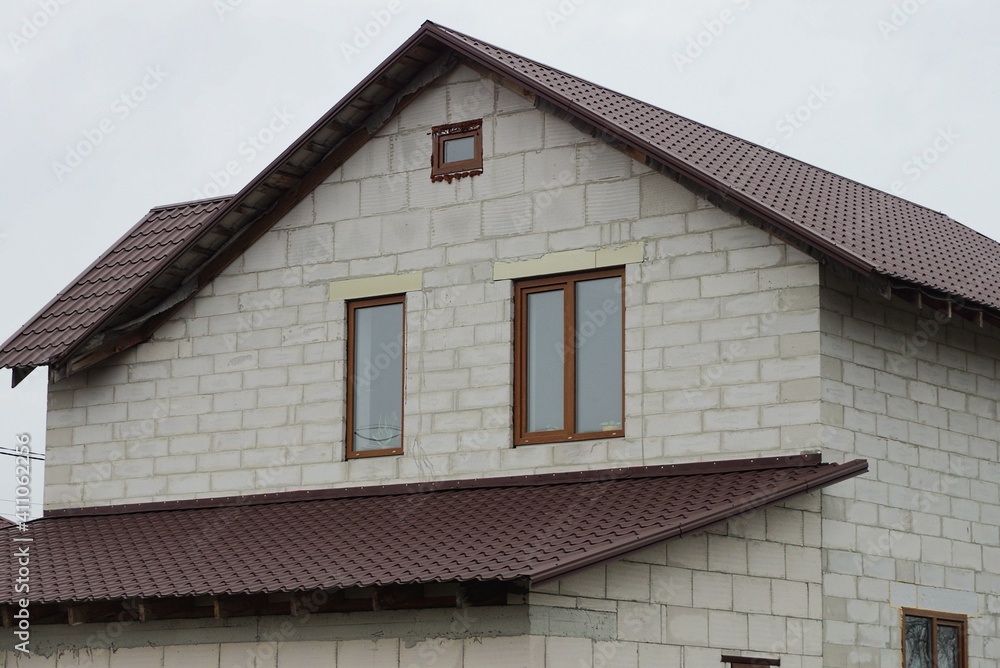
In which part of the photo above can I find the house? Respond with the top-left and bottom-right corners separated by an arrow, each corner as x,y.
1,20 -> 998,667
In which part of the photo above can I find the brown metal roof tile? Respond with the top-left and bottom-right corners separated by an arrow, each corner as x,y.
432,23 -> 1000,310
0,197 -> 229,369
3,22 -> 997,375
1,455 -> 865,604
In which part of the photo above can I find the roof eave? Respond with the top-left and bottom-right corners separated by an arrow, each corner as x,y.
528,458 -> 869,585
13,26 -> 454,380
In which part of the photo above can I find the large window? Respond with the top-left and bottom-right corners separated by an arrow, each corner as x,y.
903,609 -> 967,668
346,295 -> 404,458
514,268 -> 624,445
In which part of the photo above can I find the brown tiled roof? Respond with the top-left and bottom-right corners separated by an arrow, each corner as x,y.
433,25 -> 1000,311
0,197 -> 229,369
3,21 -> 997,377
0,455 -> 866,604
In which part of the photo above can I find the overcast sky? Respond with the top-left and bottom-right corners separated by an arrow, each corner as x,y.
1,0 -> 997,519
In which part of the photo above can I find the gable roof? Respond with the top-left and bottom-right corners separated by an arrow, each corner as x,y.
1,454 -> 866,606
2,21 -> 998,383
0,197 -> 230,375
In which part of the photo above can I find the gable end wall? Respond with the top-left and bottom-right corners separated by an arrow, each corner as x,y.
42,64 -> 821,509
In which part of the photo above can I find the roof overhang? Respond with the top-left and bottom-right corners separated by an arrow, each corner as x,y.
1,454 -> 867,625
3,20 -> 998,385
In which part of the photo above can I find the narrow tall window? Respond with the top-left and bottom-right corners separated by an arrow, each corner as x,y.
430,119 -> 483,182
514,268 -> 624,445
903,609 -> 967,668
346,295 -> 404,458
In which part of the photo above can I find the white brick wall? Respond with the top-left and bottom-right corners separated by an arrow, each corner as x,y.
31,60 -> 1000,667
45,64 -> 820,509
819,266 -> 1000,667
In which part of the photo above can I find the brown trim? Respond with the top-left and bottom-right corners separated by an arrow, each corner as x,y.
513,267 -> 625,445
6,582 -> 521,626
430,119 -> 483,181
901,608 -> 968,668
346,294 -> 405,459
41,453 -> 858,519
721,656 -> 780,666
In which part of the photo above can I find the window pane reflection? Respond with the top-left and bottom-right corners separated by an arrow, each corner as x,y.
905,616 -> 931,668
353,302 -> 403,451
937,626 -> 959,668
526,290 -> 564,432
443,135 -> 475,163
575,276 -> 622,433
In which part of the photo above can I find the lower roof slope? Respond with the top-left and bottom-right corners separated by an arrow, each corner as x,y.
1,454 -> 866,604
0,197 -> 230,371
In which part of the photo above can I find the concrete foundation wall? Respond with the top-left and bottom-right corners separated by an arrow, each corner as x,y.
819,266 -> 1000,666
43,64 -> 820,509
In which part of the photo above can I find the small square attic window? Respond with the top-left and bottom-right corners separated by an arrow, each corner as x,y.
431,119 -> 483,182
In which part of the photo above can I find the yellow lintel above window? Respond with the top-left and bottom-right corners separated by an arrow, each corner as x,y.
492,243 -> 644,281
329,272 -> 423,301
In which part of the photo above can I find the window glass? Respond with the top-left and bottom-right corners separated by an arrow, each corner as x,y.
526,289 -> 564,433
937,626 -> 959,668
904,611 -> 966,668
350,300 -> 403,455
443,135 -> 475,163
515,268 -> 624,444
575,276 -> 623,433
905,616 -> 931,668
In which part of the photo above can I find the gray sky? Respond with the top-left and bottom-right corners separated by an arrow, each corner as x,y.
1,0 -> 997,519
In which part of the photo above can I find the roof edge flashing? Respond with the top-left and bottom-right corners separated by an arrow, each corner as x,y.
529,458 -> 869,585
42,453 -> 831,520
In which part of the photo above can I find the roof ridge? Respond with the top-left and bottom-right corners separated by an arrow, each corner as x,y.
3,22 -> 998,377
149,194 -> 234,211
429,23 -> 960,225
38,454 -> 826,520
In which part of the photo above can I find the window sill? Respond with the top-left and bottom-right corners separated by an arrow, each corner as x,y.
516,430 -> 624,447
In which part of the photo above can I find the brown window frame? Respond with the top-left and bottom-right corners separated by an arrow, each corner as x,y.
513,267 -> 625,446
430,119 -> 483,182
902,608 -> 968,668
345,294 -> 405,459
